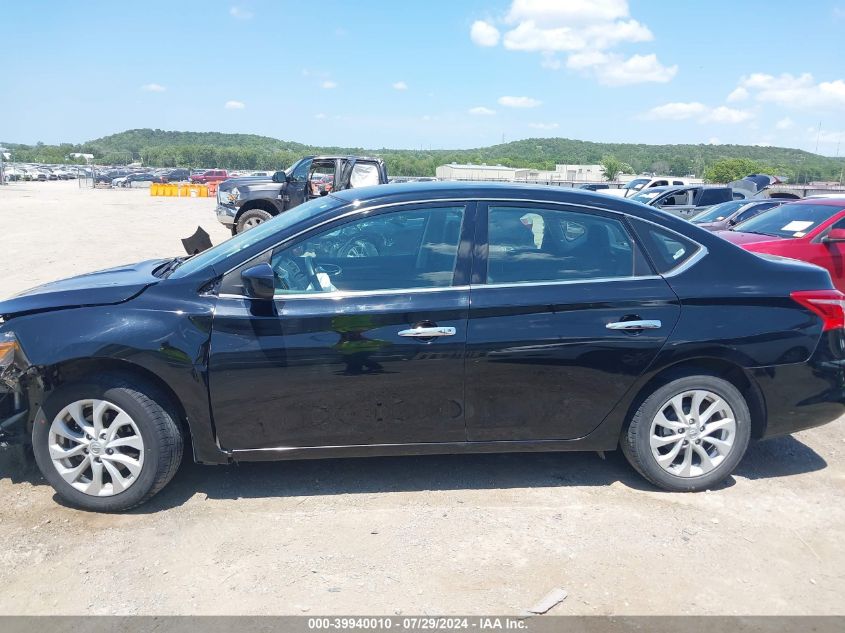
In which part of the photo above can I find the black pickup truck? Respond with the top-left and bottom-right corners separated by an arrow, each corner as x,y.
216,155 -> 388,234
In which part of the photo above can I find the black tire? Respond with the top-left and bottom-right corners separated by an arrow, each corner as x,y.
621,374 -> 751,492
236,208 -> 274,233
32,374 -> 183,512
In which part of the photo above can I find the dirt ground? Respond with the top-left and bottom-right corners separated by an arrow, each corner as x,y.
0,180 -> 843,616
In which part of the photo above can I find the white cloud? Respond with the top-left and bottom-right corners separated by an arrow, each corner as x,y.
733,72 -> 845,110
229,6 -> 253,20
314,113 -> 327,119
224,100 -> 245,110
470,20 -> 500,47
589,53 -> 677,86
471,0 -> 676,86
707,137 -> 721,145
392,81 -> 408,91
468,106 -> 496,116
775,117 -> 794,130
703,106 -> 754,124
528,122 -> 559,130
498,95 -> 542,108
643,102 -> 708,121
643,101 -> 753,124
726,86 -> 748,102
141,83 -> 166,92
322,80 -> 337,89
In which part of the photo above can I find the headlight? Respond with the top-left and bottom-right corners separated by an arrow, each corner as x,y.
0,332 -> 19,371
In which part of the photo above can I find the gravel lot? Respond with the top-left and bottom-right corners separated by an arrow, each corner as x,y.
0,181 -> 843,616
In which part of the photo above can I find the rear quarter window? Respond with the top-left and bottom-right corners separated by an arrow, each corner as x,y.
630,219 -> 701,274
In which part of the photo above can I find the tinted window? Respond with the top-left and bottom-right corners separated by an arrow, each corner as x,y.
290,159 -> 311,183
630,220 -> 700,274
733,203 -> 845,239
733,202 -> 779,224
270,206 -> 465,294
170,195 -> 343,278
486,206 -> 644,284
690,201 -> 745,223
698,188 -> 731,206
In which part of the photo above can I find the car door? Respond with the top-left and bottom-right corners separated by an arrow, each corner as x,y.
655,188 -> 698,218
800,215 -> 845,292
209,201 -> 475,450
284,158 -> 312,209
464,202 -> 681,441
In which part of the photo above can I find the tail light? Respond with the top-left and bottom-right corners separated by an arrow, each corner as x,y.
791,290 -> 845,331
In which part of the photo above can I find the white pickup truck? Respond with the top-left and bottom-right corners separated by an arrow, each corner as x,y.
602,176 -> 692,198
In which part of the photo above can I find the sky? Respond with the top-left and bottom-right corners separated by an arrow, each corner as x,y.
2,0 -> 845,154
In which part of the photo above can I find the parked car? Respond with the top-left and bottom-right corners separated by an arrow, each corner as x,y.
2,183 -> 844,511
602,176 -> 692,198
190,169 -> 229,184
717,199 -> 845,292
112,173 -> 157,188
216,155 -> 389,234
691,200 -> 783,232
630,185 -> 740,218
161,168 -> 191,183
578,183 -> 610,191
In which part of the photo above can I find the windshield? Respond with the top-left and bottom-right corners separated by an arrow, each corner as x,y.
691,201 -> 746,223
170,195 -> 343,278
624,178 -> 650,191
630,189 -> 664,203
732,203 -> 845,238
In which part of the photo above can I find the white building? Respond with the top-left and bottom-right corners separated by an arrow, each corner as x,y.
436,162 -> 607,183
553,164 -> 604,182
435,163 -> 530,181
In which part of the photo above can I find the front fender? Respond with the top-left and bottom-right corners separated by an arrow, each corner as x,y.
4,281 -> 228,463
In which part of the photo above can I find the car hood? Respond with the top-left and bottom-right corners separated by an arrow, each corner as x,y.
715,230 -> 786,247
695,220 -> 729,232
0,259 -> 163,318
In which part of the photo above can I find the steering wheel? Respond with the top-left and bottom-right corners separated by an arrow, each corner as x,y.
301,256 -> 323,291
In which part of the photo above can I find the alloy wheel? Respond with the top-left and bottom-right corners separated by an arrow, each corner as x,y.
48,399 -> 145,497
649,389 -> 736,478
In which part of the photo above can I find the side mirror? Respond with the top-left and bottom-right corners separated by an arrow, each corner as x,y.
272,171 -> 285,183
241,263 -> 275,299
824,228 -> 845,244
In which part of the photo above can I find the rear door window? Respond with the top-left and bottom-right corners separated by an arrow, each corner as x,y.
484,206 -> 651,284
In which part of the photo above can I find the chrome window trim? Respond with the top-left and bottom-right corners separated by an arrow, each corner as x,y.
219,284 -> 471,302
477,275 -> 663,291
219,196 -> 708,293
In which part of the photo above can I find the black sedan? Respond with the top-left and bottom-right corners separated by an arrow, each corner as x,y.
1,182 -> 844,511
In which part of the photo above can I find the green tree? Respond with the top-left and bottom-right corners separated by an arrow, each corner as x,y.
703,158 -> 771,183
600,155 -> 624,182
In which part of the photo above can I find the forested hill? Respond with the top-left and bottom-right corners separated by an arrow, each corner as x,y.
5,128 -> 843,182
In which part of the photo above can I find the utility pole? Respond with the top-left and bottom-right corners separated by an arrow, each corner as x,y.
815,121 -> 822,154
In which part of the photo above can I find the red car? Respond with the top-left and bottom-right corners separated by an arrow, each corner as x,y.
190,169 -> 229,184
717,199 -> 845,291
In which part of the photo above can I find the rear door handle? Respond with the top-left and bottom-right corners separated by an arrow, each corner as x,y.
398,326 -> 456,338
606,320 -> 662,331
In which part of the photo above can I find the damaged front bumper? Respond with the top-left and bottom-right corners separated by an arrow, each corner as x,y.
0,331 -> 32,446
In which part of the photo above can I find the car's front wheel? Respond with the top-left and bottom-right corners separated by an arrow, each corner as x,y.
236,208 -> 274,233
621,374 -> 751,492
32,375 -> 183,512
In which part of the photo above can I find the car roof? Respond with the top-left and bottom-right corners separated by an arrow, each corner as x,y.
784,198 -> 845,206
328,180 -> 682,223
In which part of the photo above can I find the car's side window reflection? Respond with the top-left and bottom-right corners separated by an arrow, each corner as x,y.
486,206 -> 639,284
270,206 -> 466,294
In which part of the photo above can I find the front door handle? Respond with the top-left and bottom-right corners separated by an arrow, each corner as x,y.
606,320 -> 662,331
398,326 -> 456,338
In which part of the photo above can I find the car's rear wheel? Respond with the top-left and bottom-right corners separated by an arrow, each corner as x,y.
32,375 -> 183,512
621,374 -> 751,491
236,208 -> 273,233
